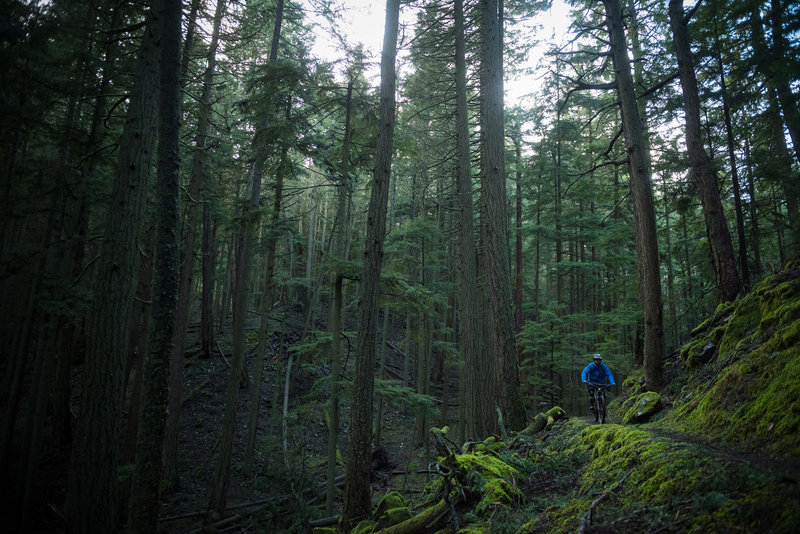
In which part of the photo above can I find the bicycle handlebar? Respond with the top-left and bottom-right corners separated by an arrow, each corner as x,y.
587,382 -> 611,387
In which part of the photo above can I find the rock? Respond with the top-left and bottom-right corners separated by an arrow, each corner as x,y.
622,392 -> 663,424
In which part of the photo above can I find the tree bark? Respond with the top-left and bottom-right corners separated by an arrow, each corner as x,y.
326,70 -> 355,516
127,0 -> 182,530
201,200 -> 215,357
668,0 -> 741,303
602,0 -> 666,389
66,4 -> 160,531
479,0 -> 525,430
713,31 -> 749,289
164,0 -> 227,490
341,0 -> 399,527
454,0 -> 489,440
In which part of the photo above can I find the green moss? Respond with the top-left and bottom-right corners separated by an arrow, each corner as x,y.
670,269 -> 800,454
312,528 -> 336,534
545,406 -> 567,419
691,300 -> 735,336
621,392 -> 663,424
376,507 -> 412,528
580,424 -> 719,508
516,406 -> 566,438
351,519 -> 376,534
717,292 -> 760,360
373,490 -> 407,522
475,436 -> 507,454
454,452 -> 518,480
447,452 -> 522,515
622,369 -> 645,395
738,346 -> 800,454
474,473 -> 522,513
756,279 -> 800,335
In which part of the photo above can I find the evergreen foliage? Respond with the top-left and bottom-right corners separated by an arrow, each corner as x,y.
1,0 -> 798,530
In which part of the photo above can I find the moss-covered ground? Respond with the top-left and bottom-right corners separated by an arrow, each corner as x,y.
333,264 -> 800,533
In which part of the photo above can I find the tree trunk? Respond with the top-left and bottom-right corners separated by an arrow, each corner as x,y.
668,0 -> 741,303
714,40 -> 749,289
748,0 -> 800,166
454,0 -> 487,440
208,0 -> 284,515
66,4 -> 160,531
479,0 -> 525,430
127,0 -> 182,530
341,0 -> 399,527
208,165 -> 262,516
164,0 -> 227,490
602,0 -> 665,389
325,70 -> 355,516
762,84 -> 799,258
513,135 -> 523,363
201,200 -> 215,357
245,145 -> 288,469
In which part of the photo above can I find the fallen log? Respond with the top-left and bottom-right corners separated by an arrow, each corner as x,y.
372,498 -> 451,534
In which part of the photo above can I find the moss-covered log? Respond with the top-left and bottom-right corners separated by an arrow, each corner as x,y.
370,499 -> 450,534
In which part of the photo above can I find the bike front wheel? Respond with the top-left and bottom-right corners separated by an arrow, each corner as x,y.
598,391 -> 606,424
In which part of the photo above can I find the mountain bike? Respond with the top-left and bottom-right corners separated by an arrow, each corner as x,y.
588,383 -> 609,424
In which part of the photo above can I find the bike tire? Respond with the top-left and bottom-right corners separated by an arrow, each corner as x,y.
593,389 -> 599,423
599,391 -> 606,424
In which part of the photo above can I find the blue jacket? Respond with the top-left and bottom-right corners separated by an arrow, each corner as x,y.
581,361 -> 615,385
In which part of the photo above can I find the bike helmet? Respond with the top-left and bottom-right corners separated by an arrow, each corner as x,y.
593,353 -> 602,360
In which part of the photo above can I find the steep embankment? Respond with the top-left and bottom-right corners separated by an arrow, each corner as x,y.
329,262 -> 800,534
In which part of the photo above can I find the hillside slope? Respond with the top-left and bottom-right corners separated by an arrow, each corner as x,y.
337,262 -> 800,534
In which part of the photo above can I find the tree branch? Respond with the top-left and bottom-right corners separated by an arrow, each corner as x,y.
577,470 -> 633,534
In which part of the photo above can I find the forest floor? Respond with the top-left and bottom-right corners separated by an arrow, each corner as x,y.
14,307 -> 430,534
157,310 -> 434,533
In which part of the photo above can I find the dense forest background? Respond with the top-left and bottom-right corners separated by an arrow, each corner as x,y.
1,0 -> 798,531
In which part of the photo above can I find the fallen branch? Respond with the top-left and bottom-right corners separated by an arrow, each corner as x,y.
495,405 -> 509,442
577,469 -> 632,534
217,340 -> 231,368
187,514 -> 240,534
181,379 -> 209,405
309,515 -> 340,528
386,340 -> 406,357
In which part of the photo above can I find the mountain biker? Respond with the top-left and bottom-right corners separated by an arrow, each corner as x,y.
581,353 -> 615,414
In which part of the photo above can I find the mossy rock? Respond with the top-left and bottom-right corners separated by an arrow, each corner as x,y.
691,300 -> 735,337
621,392 -> 663,424
681,326 -> 725,368
622,369 -> 645,395
312,528 -> 336,534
